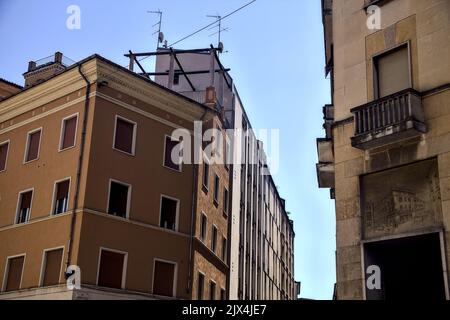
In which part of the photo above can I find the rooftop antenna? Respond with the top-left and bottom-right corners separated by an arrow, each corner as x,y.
206,14 -> 225,49
148,10 -> 164,50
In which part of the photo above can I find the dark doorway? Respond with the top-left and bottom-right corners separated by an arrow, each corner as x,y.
364,232 -> 447,300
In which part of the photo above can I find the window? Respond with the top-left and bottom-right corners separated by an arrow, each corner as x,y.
209,281 -> 216,300
197,272 -> 205,300
41,248 -> 63,287
203,160 -> 209,190
225,139 -> 231,170
16,190 -> 33,224
153,260 -> 176,297
164,136 -> 182,171
160,196 -> 178,231
374,44 -> 410,98
200,213 -> 207,241
3,255 -> 24,292
223,188 -> 229,215
113,116 -> 136,155
173,72 -> 180,85
0,141 -> 9,172
222,237 -> 227,261
212,225 -> 218,253
53,179 -> 70,215
24,128 -> 41,163
59,114 -> 78,150
213,175 -> 219,204
220,288 -> 226,300
97,249 -> 127,289
107,180 -> 130,218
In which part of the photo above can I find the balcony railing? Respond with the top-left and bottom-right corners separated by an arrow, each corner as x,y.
351,88 -> 426,150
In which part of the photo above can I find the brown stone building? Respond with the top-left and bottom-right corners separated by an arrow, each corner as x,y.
317,0 -> 450,299
0,52 -> 230,299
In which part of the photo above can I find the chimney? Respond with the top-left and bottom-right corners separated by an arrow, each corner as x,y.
205,86 -> 217,108
24,52 -> 68,88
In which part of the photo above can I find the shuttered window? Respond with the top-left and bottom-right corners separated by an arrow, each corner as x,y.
160,196 -> 178,230
375,45 -> 410,98
220,288 -> 226,300
53,180 -> 70,215
25,129 -> 41,162
97,250 -> 125,289
164,136 -> 181,171
209,281 -> 216,300
114,117 -> 135,154
203,161 -> 209,189
16,190 -> 32,224
0,141 -> 9,171
42,248 -> 63,286
213,175 -> 220,204
223,188 -> 229,215
60,116 -> 77,150
108,181 -> 129,218
153,260 -> 175,297
200,214 -> 207,241
5,256 -> 24,292
197,272 -> 205,300
212,225 -> 218,253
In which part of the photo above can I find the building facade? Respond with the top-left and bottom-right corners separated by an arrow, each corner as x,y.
317,0 -> 450,299
0,53 -> 230,299
152,48 -> 297,300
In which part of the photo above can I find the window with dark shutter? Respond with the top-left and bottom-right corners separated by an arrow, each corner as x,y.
164,136 -> 181,171
97,250 -> 125,289
5,256 -> 24,292
203,161 -> 209,190
200,214 -> 207,241
60,116 -> 77,150
375,45 -> 410,98
213,175 -> 219,204
209,281 -> 216,300
114,117 -> 135,154
16,190 -> 32,224
42,248 -> 63,287
25,129 -> 41,162
223,188 -> 229,215
153,260 -> 175,297
0,141 -> 9,171
212,225 -> 218,253
220,288 -> 226,300
53,180 -> 70,215
160,196 -> 178,230
222,238 -> 227,261
197,272 -> 205,300
108,181 -> 129,218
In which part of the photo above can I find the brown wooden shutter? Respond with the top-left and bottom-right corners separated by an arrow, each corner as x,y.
114,118 -> 134,154
0,142 -> 8,171
62,117 -> 77,149
98,250 -> 125,289
153,261 -> 175,297
57,180 -> 69,200
376,45 -> 410,98
26,130 -> 41,161
42,249 -> 63,286
164,137 -> 180,170
5,256 -> 24,292
21,191 -> 32,210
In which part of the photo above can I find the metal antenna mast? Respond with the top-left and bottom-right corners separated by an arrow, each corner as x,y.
148,10 -> 163,50
206,15 -> 224,47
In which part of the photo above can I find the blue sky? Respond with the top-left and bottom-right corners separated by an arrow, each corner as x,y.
0,0 -> 335,299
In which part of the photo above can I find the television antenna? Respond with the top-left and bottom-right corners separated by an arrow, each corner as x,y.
148,10 -> 164,50
206,14 -> 227,49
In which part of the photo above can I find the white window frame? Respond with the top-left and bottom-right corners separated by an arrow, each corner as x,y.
38,246 -> 65,287
50,177 -> 72,216
112,115 -> 137,156
162,134 -> 182,172
2,253 -> 26,292
23,127 -> 42,164
159,194 -> 180,232
152,258 -> 178,297
96,247 -> 128,290
213,174 -> 220,204
58,113 -> 79,152
15,188 -> 34,224
0,140 -> 10,173
106,179 -> 132,219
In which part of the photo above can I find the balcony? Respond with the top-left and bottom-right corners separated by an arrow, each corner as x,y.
316,138 -> 335,188
351,88 -> 426,150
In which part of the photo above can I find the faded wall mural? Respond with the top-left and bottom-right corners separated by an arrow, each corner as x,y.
362,159 -> 442,239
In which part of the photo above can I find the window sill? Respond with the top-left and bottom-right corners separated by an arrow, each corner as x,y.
163,164 -> 182,173
213,199 -> 219,208
58,145 -> 76,153
112,147 -> 135,157
23,158 -> 39,165
202,185 -> 209,194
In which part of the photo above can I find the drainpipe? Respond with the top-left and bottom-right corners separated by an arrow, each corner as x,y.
65,63 -> 91,275
187,108 -> 209,294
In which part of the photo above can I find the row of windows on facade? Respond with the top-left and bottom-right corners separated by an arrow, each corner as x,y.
2,247 -> 226,299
